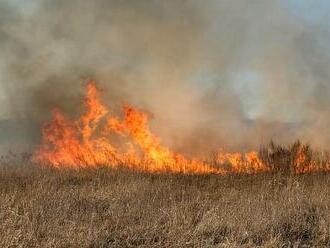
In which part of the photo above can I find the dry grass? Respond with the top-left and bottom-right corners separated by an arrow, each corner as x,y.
1,158 -> 330,248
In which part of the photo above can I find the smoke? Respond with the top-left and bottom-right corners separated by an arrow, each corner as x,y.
1,0 -> 330,153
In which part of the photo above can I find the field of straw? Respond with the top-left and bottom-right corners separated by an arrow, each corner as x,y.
1,153 -> 330,248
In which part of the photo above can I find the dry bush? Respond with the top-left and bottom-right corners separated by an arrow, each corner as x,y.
259,140 -> 315,174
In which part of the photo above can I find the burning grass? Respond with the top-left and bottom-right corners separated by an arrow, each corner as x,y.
1,160 -> 330,247
32,81 -> 219,174
32,81 -> 330,175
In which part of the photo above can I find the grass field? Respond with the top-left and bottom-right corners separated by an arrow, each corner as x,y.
1,161 -> 330,247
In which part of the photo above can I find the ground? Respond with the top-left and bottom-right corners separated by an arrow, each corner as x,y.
1,163 -> 330,247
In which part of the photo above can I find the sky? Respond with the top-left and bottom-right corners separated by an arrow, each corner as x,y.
284,0 -> 330,24
1,0 -> 329,120
1,0 -> 330,150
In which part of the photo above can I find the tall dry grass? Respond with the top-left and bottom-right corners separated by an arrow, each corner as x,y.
1,142 -> 330,247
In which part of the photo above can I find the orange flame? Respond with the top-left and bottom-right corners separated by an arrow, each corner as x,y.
33,83 -> 120,168
32,80 -> 330,174
215,151 -> 268,174
33,81 -> 220,174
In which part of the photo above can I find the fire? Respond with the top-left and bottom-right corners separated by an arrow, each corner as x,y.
33,80 -> 330,174
216,151 -> 268,174
32,81 -> 220,174
32,83 -> 120,168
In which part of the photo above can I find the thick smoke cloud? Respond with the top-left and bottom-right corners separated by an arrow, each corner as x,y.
1,0 -> 330,153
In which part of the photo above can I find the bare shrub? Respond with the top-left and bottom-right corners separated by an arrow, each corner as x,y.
259,140 -> 314,174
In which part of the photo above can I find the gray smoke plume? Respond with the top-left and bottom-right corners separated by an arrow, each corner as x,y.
1,0 -> 330,154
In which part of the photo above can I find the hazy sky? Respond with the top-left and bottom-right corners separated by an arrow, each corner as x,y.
1,0 -> 330,149
1,0 -> 329,121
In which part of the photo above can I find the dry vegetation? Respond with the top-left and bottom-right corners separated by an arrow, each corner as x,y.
2,144 -> 330,247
